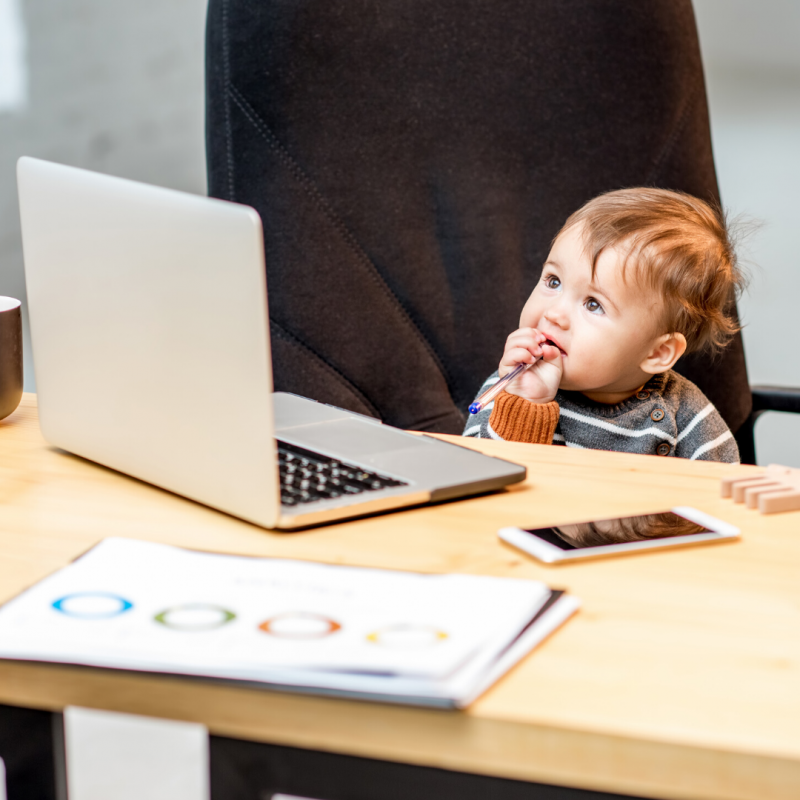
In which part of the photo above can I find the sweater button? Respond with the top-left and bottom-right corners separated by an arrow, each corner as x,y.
656,442 -> 671,456
650,408 -> 665,422
636,390 -> 650,400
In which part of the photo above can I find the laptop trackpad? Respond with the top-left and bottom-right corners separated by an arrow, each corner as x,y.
286,419 -> 428,461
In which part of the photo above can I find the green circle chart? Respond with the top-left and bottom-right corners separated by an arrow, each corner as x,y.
154,604 -> 236,631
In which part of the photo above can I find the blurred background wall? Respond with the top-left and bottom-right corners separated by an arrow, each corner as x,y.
0,0 -> 207,393
0,0 -> 798,464
693,0 -> 800,465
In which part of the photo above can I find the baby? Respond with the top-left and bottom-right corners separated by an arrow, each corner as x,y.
464,188 -> 743,463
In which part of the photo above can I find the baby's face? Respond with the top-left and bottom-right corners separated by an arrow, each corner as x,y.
520,223 -> 664,397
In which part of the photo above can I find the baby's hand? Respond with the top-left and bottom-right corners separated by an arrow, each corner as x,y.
499,328 -> 563,404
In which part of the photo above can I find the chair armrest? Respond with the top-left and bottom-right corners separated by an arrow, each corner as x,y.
751,385 -> 800,416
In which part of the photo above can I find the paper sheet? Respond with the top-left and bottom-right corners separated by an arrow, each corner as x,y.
0,539 -> 552,692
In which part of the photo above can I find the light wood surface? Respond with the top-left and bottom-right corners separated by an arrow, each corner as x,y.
3,394 -> 800,800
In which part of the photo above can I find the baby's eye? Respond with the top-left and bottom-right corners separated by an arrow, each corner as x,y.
543,274 -> 561,290
585,297 -> 605,315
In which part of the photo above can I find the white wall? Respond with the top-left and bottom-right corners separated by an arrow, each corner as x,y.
694,0 -> 800,464
0,0 -> 207,391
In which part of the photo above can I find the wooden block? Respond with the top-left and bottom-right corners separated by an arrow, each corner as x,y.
733,478 -> 776,503
720,474 -> 751,498
721,465 -> 800,514
744,482 -> 783,509
759,489 -> 800,515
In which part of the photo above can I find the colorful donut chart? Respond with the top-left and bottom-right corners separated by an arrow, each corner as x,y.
258,612 -> 341,639
366,624 -> 448,648
154,604 -> 236,631
52,592 -> 133,619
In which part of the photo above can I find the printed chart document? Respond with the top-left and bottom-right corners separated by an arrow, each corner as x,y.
0,538 -> 579,708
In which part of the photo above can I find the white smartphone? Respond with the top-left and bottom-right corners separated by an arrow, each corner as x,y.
498,506 -> 739,564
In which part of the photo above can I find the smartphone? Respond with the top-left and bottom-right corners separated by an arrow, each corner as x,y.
498,507 -> 739,563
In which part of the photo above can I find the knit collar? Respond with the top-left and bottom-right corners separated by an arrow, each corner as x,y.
557,372 -> 670,418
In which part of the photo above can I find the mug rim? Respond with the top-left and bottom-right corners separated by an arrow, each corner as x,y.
0,297 -> 21,312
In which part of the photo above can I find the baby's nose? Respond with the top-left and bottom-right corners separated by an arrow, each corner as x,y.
544,302 -> 569,327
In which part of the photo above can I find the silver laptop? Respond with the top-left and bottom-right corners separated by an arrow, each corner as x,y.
17,157 -> 525,529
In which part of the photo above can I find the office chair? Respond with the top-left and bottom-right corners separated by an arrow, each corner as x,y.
205,0 -> 798,466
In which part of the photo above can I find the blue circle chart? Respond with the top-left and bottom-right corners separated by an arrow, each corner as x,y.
52,592 -> 133,619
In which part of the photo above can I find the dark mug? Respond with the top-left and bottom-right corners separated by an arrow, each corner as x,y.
0,298 -> 23,420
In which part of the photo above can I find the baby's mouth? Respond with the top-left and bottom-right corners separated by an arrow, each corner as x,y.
543,338 -> 567,356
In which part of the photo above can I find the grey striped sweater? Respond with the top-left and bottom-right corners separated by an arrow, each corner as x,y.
463,369 -> 739,463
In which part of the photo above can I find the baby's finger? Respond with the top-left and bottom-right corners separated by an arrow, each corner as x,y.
499,347 -> 538,373
540,344 -> 563,365
505,330 -> 541,350
501,342 -> 542,364
504,334 -> 543,358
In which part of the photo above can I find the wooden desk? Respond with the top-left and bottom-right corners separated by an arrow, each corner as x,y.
1,395 -> 799,800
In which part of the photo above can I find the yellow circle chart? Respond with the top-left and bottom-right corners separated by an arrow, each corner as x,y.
153,604 -> 236,631
258,612 -> 342,639
366,625 -> 448,648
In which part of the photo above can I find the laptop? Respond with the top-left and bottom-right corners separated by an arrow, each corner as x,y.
17,157 -> 525,529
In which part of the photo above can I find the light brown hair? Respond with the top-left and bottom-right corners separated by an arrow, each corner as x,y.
556,188 -> 744,354
555,512 -> 706,547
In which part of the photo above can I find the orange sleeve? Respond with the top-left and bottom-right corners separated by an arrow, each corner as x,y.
489,392 -> 560,444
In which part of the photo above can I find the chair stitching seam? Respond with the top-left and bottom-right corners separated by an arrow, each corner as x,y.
645,81 -> 698,185
270,320 -> 381,418
221,0 -> 235,200
227,83 -> 455,391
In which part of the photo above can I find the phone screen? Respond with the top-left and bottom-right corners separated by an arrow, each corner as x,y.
525,511 -> 711,550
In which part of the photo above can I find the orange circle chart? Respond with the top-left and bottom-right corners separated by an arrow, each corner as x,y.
258,612 -> 342,639
366,625 -> 448,648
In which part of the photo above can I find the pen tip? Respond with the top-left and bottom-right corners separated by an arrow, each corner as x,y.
468,403 -> 480,415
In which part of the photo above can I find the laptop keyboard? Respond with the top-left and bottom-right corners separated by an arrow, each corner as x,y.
277,440 -> 408,507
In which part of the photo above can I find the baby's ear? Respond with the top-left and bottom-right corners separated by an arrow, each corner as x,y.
640,332 -> 687,375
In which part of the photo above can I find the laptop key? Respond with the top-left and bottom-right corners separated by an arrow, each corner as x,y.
278,440 -> 408,507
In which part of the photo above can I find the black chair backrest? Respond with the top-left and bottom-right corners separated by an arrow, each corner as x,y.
206,0 -> 751,435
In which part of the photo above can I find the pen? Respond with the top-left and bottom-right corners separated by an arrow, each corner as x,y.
468,357 -> 541,415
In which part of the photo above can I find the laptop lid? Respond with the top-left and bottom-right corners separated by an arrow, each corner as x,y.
18,157 -> 282,528
19,158 -> 526,530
